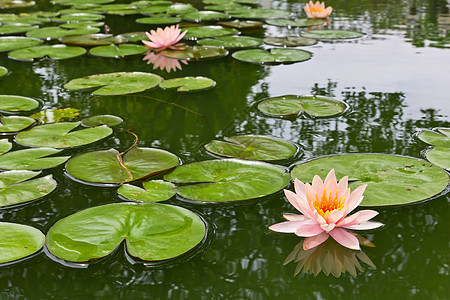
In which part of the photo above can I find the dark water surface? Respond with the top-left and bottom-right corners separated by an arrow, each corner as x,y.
0,0 -> 449,299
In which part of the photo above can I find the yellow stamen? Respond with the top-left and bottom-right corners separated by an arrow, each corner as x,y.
313,189 -> 345,219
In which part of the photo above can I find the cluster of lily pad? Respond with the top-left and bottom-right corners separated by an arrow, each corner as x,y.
416,127 -> 450,171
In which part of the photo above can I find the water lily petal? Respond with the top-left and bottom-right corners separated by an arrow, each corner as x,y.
345,221 -> 384,230
312,174 -> 324,195
283,214 -> 307,221
295,223 -> 324,237
320,223 -> 335,232
337,176 -> 348,197
293,178 -> 307,200
329,228 -> 360,250
303,231 -> 329,250
285,189 -> 315,220
337,210 -> 379,227
344,184 -> 367,214
327,209 -> 344,224
269,220 -> 305,233
324,169 -> 338,195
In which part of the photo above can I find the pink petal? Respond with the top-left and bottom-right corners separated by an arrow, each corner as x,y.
312,175 -> 324,195
283,214 -> 307,221
313,210 -> 326,225
329,228 -> 360,250
320,223 -> 335,232
344,184 -> 367,214
327,209 -> 344,224
269,220 -> 305,233
284,189 -> 301,211
345,221 -> 384,230
324,169 -> 337,193
142,40 -> 159,48
303,231 -> 329,250
295,223 -> 324,237
337,210 -> 378,227
293,178 -> 306,200
337,176 -> 348,198
285,190 -> 315,220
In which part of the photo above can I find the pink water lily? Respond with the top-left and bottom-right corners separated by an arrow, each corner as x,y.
142,25 -> 187,51
303,1 -> 333,18
269,169 -> 383,250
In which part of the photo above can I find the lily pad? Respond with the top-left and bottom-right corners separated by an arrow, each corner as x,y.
425,147 -> 450,170
0,170 -> 57,208
217,20 -> 264,29
198,36 -> 262,49
164,159 -> 290,202
0,24 -> 38,35
51,0 -> 114,4
64,72 -> 162,95
8,45 -> 86,61
120,31 -> 146,42
257,95 -> 348,118
0,66 -> 7,77
0,95 -> 39,113
263,36 -> 317,47
60,21 -> 104,29
417,128 -> 450,147
46,203 -> 206,262
181,11 -> 229,22
232,48 -> 312,65
26,26 -> 100,40
290,154 -> 449,206
139,4 -> 171,15
229,8 -> 291,20
0,139 -> 12,154
161,46 -> 228,61
266,18 -> 326,27
118,180 -> 176,202
0,116 -> 35,134
205,135 -> 297,161
136,15 -> 181,25
15,121 -> 112,148
65,147 -> 179,184
0,222 -> 45,264
0,148 -> 69,170
159,76 -> 216,92
59,34 -> 127,46
29,108 -> 80,123
0,0 -> 35,9
0,36 -> 43,52
89,44 -> 147,58
81,114 -> 123,127
51,13 -> 104,22
184,26 -> 238,40
166,3 -> 197,15
301,29 -> 364,40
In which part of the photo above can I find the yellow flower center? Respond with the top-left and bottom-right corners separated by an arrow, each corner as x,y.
311,7 -> 323,14
313,189 -> 345,219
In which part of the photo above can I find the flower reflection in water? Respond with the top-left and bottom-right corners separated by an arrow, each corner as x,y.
143,51 -> 188,73
284,233 -> 376,278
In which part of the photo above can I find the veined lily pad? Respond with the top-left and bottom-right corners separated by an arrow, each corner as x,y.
65,147 -> 179,184
8,45 -> 86,61
263,36 -> 317,47
417,128 -> 450,147
0,36 -> 43,52
26,26 -> 100,40
15,121 -> 112,148
0,95 -> 39,113
290,154 -> 449,206
0,148 -> 69,170
425,147 -> 450,170
217,20 -> 264,29
301,29 -> 364,40
89,44 -> 147,58
0,170 -> 57,208
0,0 -> 35,9
81,115 -> 123,127
0,222 -> 45,264
184,26 -> 238,40
0,116 -> 35,134
232,48 -> 312,65
46,203 -> 206,262
29,108 -> 80,123
164,159 -> 290,202
159,76 -> 216,92
181,11 -> 229,22
0,66 -> 7,77
64,72 -> 162,95
266,18 -> 326,27
198,36 -> 262,49
59,34 -> 127,46
257,95 -> 348,118
161,46 -> 228,61
229,8 -> 291,20
51,13 -> 104,22
205,135 -> 297,161
60,21 -> 104,29
136,15 -> 181,25
0,24 -> 38,35
118,180 -> 176,202
0,139 -> 12,154
166,3 -> 197,15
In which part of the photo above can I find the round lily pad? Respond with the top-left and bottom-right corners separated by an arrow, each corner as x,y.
217,20 -> 264,29
266,18 -> 326,27
89,44 -> 147,58
8,45 -> 86,61
15,121 -> 112,148
0,24 -> 39,35
0,66 -> 7,77
0,148 -> 69,170
198,36 -> 262,49
136,15 -> 181,25
60,21 -> 104,29
26,26 -> 100,40
232,48 -> 312,65
0,139 -> 12,154
52,0 -> 114,4
46,203 -> 206,262
0,170 -> 57,208
65,147 -> 179,185
425,147 -> 450,170
205,135 -> 297,161
81,115 -> 123,127
118,180 -> 176,202
257,95 -> 348,118
51,13 -> 104,22
166,3 -> 197,15
0,0 -> 35,9
159,76 -> 216,92
139,4 -> 171,14
417,128 -> 450,147
183,26 -> 238,40
263,36 -> 317,47
59,34 -> 127,46
181,11 -> 229,22
29,108 -> 80,123
0,95 -> 39,113
0,222 -> 45,264
301,29 -> 364,40
0,116 -> 35,135
205,4 -> 247,12
0,36 -> 43,52
164,159 -> 290,202
161,46 -> 228,61
229,8 -> 291,20
64,72 -> 162,95
290,154 -> 449,206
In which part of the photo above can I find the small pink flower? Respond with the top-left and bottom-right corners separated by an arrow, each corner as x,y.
142,25 -> 187,51
269,169 -> 383,250
143,51 -> 187,73
303,1 -> 333,18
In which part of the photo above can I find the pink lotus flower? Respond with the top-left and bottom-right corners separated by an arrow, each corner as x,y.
269,169 -> 383,250
143,51 -> 188,73
303,1 -> 333,18
142,25 -> 187,51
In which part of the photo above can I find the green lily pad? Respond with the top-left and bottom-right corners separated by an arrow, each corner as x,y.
81,114 -> 123,127
0,95 -> 39,113
93,3 -> 137,13
0,139 -> 12,154
229,8 -> 291,20
159,76 -> 216,92
118,180 -> 176,202
417,128 -> 450,147
0,170 -> 57,208
301,29 -> 364,40
0,148 -> 69,170
139,4 -> 171,15
232,48 -> 312,65
8,45 -> 86,61
425,147 -> 450,170
290,154 -> 449,206
205,135 -> 297,161
0,116 -> 35,134
263,36 -> 317,47
257,95 -> 348,118
184,26 -> 238,40
0,0 -> 35,9
120,31 -> 146,42
46,203 -> 206,262
181,11 -> 229,22
205,4 -> 247,12
0,36 -> 43,52
59,21 -> 104,29
0,222 -> 45,264
266,18 -> 326,27
164,159 -> 290,202
161,46 -> 228,61
198,36 -> 262,49
65,147 -> 179,184
166,3 -> 197,15
29,108 -> 80,123
26,26 -> 100,40
0,24 -> 38,35
89,44 -> 147,58
59,33 -> 127,46
51,13 -> 104,23
15,121 -> 112,148
217,20 -> 264,29
136,15 -> 181,25
0,66 -> 7,77
51,0 -> 114,4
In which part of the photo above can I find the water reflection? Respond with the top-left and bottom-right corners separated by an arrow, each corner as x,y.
142,51 -> 188,73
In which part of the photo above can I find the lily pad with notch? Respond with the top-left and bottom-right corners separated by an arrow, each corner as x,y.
0,24 -> 39,35
139,4 -> 171,15
0,148 -> 69,170
81,114 -> 123,127
301,29 -> 364,40
0,116 -> 36,135
159,76 -> 216,92
118,180 -> 176,202
51,13 -> 104,23
59,33 -> 127,46
425,147 -> 450,171
198,36 -> 262,49
166,3 -> 197,15
266,18 -> 325,27
263,36 -> 317,47
8,45 -> 86,61
183,26 -> 238,40
60,21 -> 104,29
89,44 -> 147,58
417,128 -> 450,148
217,20 -> 264,29
232,48 -> 312,65
229,8 -> 291,20
0,36 -> 43,52
136,15 -> 181,25
26,26 -> 100,40
0,95 -> 39,113
181,11 -> 230,22
161,46 -> 228,61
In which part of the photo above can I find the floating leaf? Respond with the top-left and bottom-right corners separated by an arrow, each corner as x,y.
161,46 -> 228,61
184,26 -> 238,40
0,148 -> 69,170
217,19 -> 264,29
8,45 -> 86,61
29,108 -> 80,123
81,115 -> 123,127
0,222 -> 45,264
164,159 -> 290,202
425,147 -> 450,170
205,135 -> 297,161
0,0 -> 35,9
232,48 -> 312,65
159,76 -> 216,92
0,116 -> 35,134
66,147 -> 179,184
257,95 -> 348,118
0,24 -> 38,35
64,72 -> 162,95
0,139 -> 12,154
26,26 -> 100,40
0,66 -> 7,77
290,154 -> 449,206
205,4 -> 247,12
301,29 -> 364,40
89,44 -> 147,58
51,13 -> 104,22
229,8 -> 291,20
59,33 -> 127,46
181,11 -> 229,22
166,3 -> 197,15
263,36 -> 317,47
118,180 -> 176,202
60,21 -> 104,29
0,36 -> 43,52
52,0 -> 114,4
417,128 -> 450,148
266,18 -> 325,27
198,36 -> 262,49
139,4 -> 171,14
0,95 -> 39,113
0,170 -> 57,208
136,15 -> 181,25
15,121 -> 112,148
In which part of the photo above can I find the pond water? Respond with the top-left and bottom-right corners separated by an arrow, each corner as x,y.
0,0 -> 449,299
